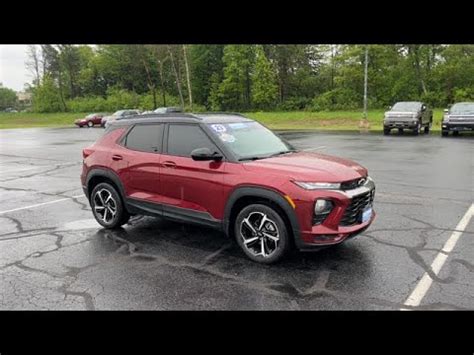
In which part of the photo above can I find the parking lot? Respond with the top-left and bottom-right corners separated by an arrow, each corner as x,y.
0,127 -> 472,310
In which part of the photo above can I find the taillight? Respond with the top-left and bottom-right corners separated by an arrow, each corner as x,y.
83,148 -> 94,159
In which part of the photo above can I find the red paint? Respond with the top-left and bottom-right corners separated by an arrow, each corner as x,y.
81,128 -> 375,247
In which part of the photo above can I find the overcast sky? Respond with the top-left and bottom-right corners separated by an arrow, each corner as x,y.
0,45 -> 30,91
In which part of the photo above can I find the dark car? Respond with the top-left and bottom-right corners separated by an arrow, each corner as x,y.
383,101 -> 433,135
81,113 -> 376,264
441,102 -> 474,137
75,113 -> 106,128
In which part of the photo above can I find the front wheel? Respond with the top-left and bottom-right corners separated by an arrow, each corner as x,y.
234,204 -> 291,264
87,121 -> 94,128
90,182 -> 130,229
424,121 -> 431,134
441,130 -> 449,137
453,131 -> 460,136
413,121 -> 421,136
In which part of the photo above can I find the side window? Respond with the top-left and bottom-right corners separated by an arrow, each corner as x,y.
125,124 -> 163,153
167,124 -> 219,157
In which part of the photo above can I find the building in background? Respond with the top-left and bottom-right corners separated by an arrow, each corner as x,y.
17,91 -> 32,107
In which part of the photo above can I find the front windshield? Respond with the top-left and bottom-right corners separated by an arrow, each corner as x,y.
86,113 -> 96,119
113,110 -> 126,116
207,121 -> 294,160
391,102 -> 421,112
450,103 -> 474,114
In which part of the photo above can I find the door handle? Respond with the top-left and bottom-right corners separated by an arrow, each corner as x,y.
162,161 -> 177,168
112,154 -> 123,161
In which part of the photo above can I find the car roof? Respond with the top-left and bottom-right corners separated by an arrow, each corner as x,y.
109,112 -> 253,126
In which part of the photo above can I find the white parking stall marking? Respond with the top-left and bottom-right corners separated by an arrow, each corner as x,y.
0,195 -> 87,215
402,203 -> 474,309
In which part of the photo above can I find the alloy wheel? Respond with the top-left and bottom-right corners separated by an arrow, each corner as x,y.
93,189 -> 117,224
240,211 -> 280,258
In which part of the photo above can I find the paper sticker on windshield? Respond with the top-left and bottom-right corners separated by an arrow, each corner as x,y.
219,133 -> 236,143
211,124 -> 226,133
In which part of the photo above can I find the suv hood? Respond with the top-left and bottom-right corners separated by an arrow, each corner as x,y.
242,151 -> 367,182
385,111 -> 417,116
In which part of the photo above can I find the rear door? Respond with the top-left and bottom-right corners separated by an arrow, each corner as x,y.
159,123 -> 226,221
114,123 -> 164,205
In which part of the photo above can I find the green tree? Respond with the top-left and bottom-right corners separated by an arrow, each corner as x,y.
0,86 -> 18,110
190,45 -> 224,108
252,46 -> 278,110
31,75 -> 63,112
218,45 -> 255,110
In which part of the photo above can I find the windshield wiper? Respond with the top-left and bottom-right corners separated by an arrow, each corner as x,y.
238,156 -> 267,161
267,149 -> 298,158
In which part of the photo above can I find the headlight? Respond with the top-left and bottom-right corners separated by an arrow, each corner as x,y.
443,115 -> 450,123
412,114 -> 418,118
293,181 -> 341,190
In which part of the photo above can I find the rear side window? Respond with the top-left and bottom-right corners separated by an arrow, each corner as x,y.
125,124 -> 163,153
167,124 -> 218,157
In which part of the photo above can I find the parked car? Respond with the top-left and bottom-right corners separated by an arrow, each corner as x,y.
441,102 -> 474,137
383,101 -> 432,135
101,110 -> 141,128
74,113 -> 106,128
154,107 -> 183,114
81,113 -> 376,264
3,108 -> 18,113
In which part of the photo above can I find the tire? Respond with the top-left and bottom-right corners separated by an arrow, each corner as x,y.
383,127 -> 390,135
87,121 -> 93,128
90,182 -> 130,229
398,128 -> 404,134
413,121 -> 421,136
424,121 -> 431,134
453,131 -> 459,136
441,130 -> 449,137
234,204 -> 291,264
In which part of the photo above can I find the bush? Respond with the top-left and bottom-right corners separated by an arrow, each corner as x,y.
31,76 -> 64,113
311,88 -> 360,111
453,88 -> 474,102
276,97 -> 312,111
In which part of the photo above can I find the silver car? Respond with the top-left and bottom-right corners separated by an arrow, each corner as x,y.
383,101 -> 433,136
441,102 -> 474,137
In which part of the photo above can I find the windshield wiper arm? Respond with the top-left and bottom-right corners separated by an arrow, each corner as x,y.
238,156 -> 266,161
267,149 -> 298,158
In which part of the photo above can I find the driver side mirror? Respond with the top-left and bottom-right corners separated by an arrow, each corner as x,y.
421,105 -> 426,111
191,147 -> 223,161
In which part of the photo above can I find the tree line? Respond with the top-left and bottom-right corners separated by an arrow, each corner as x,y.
24,44 -> 474,113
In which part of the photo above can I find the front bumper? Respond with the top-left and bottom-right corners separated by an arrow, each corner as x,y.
75,121 -> 86,127
442,122 -> 474,131
384,121 -> 418,129
294,178 -> 376,251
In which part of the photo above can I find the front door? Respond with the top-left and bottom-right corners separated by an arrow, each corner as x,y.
159,123 -> 226,222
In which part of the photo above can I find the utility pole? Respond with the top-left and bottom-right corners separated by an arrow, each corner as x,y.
359,46 -> 370,130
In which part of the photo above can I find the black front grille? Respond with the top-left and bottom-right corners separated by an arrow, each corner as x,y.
340,189 -> 375,226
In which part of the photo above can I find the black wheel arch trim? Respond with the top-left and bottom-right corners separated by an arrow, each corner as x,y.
85,168 -> 127,201
223,186 -> 302,247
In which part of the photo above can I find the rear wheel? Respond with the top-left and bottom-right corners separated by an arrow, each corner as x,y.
234,204 -> 290,264
383,127 -> 390,135
87,121 -> 93,128
90,182 -> 129,229
453,131 -> 460,137
398,128 -> 404,134
441,130 -> 449,137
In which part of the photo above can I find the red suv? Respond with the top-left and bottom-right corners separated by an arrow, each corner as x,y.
81,113 -> 376,263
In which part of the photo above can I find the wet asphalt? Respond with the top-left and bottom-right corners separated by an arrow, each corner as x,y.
0,127 -> 473,310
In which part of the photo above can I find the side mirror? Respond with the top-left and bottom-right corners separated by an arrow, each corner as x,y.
191,147 -> 223,161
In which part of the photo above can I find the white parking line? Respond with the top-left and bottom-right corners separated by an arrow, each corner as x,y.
0,195 -> 87,215
402,203 -> 474,309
